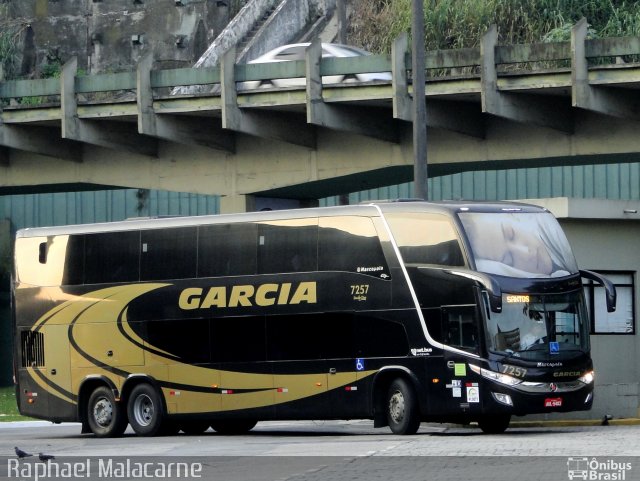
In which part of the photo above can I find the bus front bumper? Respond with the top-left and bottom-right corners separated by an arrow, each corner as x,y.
483,380 -> 594,415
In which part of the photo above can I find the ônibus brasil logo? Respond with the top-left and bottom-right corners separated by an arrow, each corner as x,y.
567,457 -> 632,480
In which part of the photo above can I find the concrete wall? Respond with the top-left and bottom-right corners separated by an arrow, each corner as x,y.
5,0 -> 229,77
561,218 -> 640,419
238,0 -> 336,62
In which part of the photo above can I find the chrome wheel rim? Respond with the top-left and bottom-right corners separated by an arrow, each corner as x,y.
93,397 -> 113,427
133,394 -> 154,427
389,390 -> 405,424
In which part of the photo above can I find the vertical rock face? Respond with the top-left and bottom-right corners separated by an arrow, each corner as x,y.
4,0 -> 230,77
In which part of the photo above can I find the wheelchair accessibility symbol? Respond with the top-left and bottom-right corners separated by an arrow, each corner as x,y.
356,358 -> 365,371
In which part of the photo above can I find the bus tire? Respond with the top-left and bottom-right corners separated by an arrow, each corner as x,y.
477,414 -> 511,434
127,384 -> 165,437
210,420 -> 257,435
386,378 -> 420,435
87,386 -> 128,438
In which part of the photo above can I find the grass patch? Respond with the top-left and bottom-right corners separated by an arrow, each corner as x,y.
349,0 -> 640,53
0,386 -> 32,422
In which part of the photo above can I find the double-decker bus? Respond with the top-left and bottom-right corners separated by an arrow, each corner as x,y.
12,201 -> 615,436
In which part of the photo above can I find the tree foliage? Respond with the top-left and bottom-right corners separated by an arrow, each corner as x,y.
348,0 -> 640,53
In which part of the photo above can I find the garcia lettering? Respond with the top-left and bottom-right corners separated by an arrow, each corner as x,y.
179,282 -> 317,310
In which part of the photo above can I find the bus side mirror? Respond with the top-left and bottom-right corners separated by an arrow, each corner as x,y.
580,269 -> 617,313
442,269 -> 503,313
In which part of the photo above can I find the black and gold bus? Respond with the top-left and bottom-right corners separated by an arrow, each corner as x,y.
12,201 -> 616,436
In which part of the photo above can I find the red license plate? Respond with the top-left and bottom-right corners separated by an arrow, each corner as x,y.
544,397 -> 562,408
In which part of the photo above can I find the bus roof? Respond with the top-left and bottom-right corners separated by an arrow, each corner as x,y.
15,200 -> 548,238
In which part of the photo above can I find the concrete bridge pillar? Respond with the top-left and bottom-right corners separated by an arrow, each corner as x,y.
220,194 -> 256,214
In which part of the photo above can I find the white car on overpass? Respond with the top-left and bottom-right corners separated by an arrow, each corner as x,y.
240,43 -> 392,89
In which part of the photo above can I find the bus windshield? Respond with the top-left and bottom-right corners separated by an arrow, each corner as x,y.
459,212 -> 578,278
486,291 -> 590,360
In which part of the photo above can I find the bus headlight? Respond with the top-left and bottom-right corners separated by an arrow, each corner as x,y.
469,364 -> 522,386
578,370 -> 595,384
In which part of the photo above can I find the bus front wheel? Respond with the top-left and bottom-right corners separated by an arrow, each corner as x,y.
86,386 -> 128,438
127,384 -> 165,437
477,414 -> 511,434
386,378 -> 420,435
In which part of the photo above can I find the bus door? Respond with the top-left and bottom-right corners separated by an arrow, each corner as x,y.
321,312 -> 361,419
438,305 -> 484,415
326,356 -> 361,419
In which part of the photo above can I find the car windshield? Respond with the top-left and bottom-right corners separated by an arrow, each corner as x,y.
486,291 -> 589,361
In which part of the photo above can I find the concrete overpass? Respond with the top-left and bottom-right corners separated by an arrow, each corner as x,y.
2,19 -> 640,213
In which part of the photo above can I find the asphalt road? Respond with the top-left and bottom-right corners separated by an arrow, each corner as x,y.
1,420 -> 639,480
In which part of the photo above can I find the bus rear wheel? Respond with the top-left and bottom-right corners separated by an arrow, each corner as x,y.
386,378 -> 420,435
127,384 -> 165,437
87,386 -> 128,438
477,414 -> 511,434
210,420 -> 257,435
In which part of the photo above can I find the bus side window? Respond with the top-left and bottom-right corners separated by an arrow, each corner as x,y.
141,227 -> 197,281
318,216 -> 390,278
211,316 -> 266,363
442,306 -> 479,353
198,223 -> 257,277
38,242 -> 47,264
85,231 -> 140,284
384,213 -> 465,267
257,219 -> 318,274
354,316 -> 409,357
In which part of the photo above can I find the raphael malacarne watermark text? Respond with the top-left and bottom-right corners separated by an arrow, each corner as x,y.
8,458 -> 203,480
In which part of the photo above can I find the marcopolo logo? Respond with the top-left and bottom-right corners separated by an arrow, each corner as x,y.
567,457 -> 632,480
179,282 -> 317,310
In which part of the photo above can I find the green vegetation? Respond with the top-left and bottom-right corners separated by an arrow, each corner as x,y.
0,4 -> 21,80
349,0 -> 640,53
0,386 -> 30,422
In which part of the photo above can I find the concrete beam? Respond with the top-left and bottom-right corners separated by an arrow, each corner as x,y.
392,34 -> 484,138
0,124 -> 82,162
221,48 -> 315,149
61,57 -> 158,157
219,194 -> 256,214
306,39 -> 399,143
137,53 -> 235,152
428,100 -> 485,138
572,18 -> 640,120
481,25 -> 573,134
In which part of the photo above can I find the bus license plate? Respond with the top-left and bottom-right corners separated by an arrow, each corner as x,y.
544,397 -> 563,408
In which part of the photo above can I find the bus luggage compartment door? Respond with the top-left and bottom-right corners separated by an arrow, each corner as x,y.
18,324 -> 74,421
